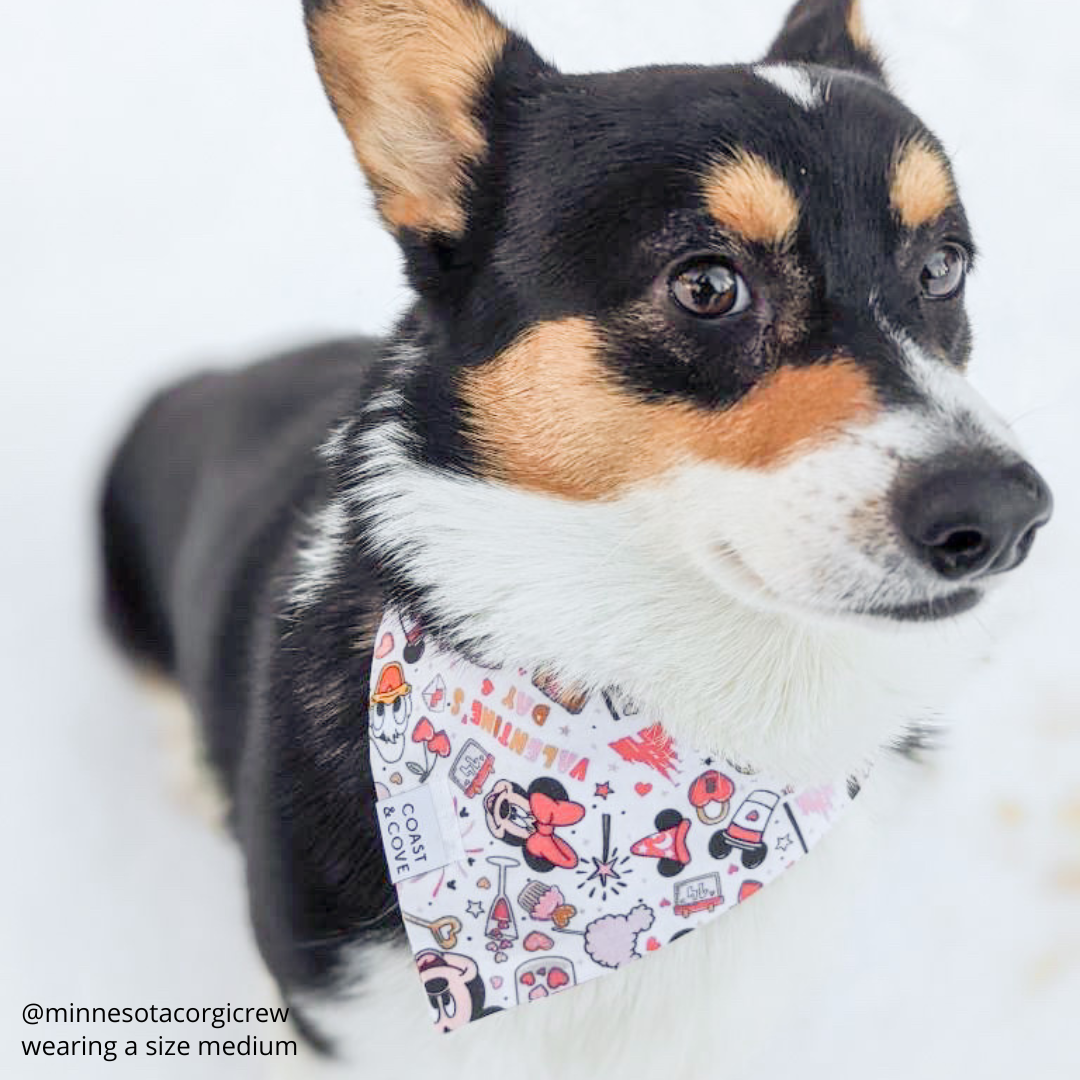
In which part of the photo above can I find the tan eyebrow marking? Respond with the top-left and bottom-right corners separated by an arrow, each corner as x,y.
702,151 -> 800,246
890,137 -> 957,230
460,318 -> 879,501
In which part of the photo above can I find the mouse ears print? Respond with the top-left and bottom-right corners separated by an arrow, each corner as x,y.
765,0 -> 887,84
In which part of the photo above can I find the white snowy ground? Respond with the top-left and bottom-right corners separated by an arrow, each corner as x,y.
2,1 -> 1077,1077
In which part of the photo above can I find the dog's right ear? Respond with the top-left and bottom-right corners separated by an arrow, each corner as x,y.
765,0 -> 886,83
303,0 -> 544,240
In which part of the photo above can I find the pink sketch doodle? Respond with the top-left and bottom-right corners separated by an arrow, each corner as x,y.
523,931 -> 554,952
518,881 -> 578,929
449,738 -> 494,799
583,904 -> 656,968
672,873 -> 724,918
609,723 -> 681,780
795,785 -> 836,817
515,957 -> 576,1003
423,674 -> 448,712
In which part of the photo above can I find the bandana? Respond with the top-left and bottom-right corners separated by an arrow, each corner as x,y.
369,609 -> 862,1033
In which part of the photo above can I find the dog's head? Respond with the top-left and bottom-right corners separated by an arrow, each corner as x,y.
304,0 -> 1051,640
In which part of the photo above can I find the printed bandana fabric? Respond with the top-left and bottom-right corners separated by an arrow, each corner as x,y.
368,609 -> 862,1033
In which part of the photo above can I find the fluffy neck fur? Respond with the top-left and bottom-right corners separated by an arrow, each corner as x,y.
317,349 -> 969,784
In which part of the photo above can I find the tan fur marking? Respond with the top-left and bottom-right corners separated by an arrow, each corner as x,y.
462,319 -> 878,500
846,0 -> 871,51
308,0 -> 508,235
703,151 -> 800,246
138,673 -> 229,830
890,138 -> 956,230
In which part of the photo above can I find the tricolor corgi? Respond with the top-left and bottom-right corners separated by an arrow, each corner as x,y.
100,1 -> 1052,1074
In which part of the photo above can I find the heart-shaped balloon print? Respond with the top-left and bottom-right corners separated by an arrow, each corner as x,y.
524,931 -> 554,952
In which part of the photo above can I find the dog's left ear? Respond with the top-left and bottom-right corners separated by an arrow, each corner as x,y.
304,0 -> 545,241
765,0 -> 886,83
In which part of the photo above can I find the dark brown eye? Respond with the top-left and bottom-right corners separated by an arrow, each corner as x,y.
669,259 -> 751,318
921,244 -> 967,299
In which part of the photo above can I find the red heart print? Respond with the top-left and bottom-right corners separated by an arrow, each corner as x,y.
646,937 -> 661,952
547,967 -> 570,990
634,782 -> 652,796
427,732 -> 452,757
481,678 -> 495,695
412,718 -> 435,744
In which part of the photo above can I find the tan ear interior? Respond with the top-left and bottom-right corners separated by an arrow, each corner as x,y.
307,0 -> 509,236
846,0 -> 871,51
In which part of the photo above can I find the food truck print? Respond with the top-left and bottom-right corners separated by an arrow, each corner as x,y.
708,789 -> 780,870
673,873 -> 725,918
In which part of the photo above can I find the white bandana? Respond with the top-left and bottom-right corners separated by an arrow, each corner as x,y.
369,609 -> 862,1033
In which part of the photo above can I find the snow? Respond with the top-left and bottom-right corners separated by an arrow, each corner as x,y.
2,1 -> 1077,1076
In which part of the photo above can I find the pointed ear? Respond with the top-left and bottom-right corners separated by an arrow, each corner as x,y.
765,0 -> 886,83
303,0 -> 535,238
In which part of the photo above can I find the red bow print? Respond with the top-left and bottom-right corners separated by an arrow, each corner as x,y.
526,791 -> 585,869
412,717 -> 451,758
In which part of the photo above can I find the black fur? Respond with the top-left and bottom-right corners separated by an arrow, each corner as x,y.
100,341 -> 403,1049
766,0 -> 886,82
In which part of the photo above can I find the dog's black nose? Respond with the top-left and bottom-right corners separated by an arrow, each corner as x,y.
898,459 -> 1053,580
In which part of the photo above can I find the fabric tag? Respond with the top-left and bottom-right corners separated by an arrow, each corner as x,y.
375,782 -> 458,885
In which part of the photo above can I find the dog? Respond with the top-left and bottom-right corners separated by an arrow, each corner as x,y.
100,0 -> 1053,1074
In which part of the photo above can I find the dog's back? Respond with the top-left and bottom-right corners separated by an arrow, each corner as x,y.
101,340 -> 380,779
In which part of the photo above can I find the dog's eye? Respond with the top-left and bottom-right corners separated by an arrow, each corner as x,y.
669,259 -> 750,318
921,244 -> 967,299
